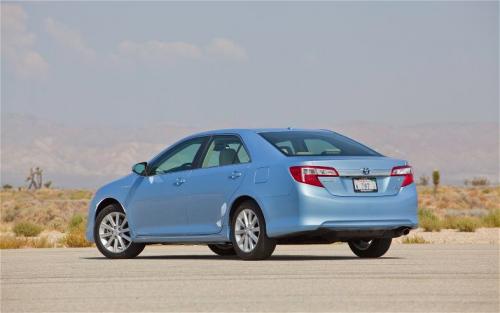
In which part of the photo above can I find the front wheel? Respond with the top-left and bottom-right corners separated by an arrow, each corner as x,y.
230,201 -> 276,260
348,238 -> 392,258
94,204 -> 145,259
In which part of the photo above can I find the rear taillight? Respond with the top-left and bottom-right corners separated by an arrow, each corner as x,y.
289,166 -> 339,187
391,165 -> 414,187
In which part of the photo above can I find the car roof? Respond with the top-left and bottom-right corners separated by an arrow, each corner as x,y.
190,128 -> 332,137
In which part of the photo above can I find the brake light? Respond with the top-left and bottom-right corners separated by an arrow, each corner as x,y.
391,165 -> 414,187
289,166 -> 339,187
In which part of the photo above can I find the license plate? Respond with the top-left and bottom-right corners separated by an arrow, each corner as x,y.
353,177 -> 378,192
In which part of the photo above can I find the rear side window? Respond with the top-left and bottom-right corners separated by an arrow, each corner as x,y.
202,135 -> 250,168
259,131 -> 381,157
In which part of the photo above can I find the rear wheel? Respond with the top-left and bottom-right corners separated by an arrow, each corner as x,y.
348,238 -> 392,258
208,243 -> 236,256
94,204 -> 145,259
230,201 -> 276,260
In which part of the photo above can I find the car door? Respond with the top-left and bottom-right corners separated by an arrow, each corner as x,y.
128,136 -> 208,237
183,135 -> 251,235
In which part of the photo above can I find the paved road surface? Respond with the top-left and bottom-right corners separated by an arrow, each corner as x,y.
1,244 -> 498,312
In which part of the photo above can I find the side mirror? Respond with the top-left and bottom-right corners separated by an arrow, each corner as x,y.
132,162 -> 148,176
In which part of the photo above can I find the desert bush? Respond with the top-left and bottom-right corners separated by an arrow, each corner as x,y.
418,208 -> 442,232
68,214 -> 85,231
43,181 -> 52,189
444,216 -> 479,232
0,235 -> 55,249
12,221 -> 43,237
68,190 -> 93,200
402,235 -> 429,244
470,177 -> 490,186
60,214 -> 92,248
2,184 -> 13,189
454,217 -> 479,232
481,209 -> 500,227
0,235 -> 27,249
60,230 -> 92,247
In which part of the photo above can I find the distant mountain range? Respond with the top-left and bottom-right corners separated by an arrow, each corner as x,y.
1,113 -> 498,188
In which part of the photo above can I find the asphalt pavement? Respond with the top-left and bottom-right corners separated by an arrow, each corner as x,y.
1,244 -> 498,312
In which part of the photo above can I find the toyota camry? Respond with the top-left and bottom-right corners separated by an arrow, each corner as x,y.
86,129 -> 418,260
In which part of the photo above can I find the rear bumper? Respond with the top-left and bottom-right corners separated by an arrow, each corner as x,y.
275,227 -> 412,244
263,183 -> 418,238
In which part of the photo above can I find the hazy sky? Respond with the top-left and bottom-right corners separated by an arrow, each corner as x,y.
2,1 -> 498,128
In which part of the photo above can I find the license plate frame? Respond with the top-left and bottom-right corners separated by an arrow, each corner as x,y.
353,177 -> 378,193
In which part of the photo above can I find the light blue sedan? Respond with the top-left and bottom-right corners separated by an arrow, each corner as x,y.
86,129 -> 418,260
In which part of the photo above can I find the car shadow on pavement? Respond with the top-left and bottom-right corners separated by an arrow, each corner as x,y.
82,255 -> 402,261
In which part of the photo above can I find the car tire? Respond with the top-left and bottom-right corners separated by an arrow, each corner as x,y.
348,238 -> 392,258
230,200 -> 276,260
208,244 -> 236,256
94,204 -> 145,259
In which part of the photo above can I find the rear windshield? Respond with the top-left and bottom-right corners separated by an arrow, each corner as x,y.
259,131 -> 381,157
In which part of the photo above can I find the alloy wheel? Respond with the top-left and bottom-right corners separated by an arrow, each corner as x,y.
99,212 -> 131,253
234,209 -> 260,253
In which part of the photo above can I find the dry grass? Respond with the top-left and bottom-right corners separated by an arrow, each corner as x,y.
59,214 -> 92,248
402,235 -> 429,244
1,189 -> 92,231
417,186 -> 500,215
0,235 -> 56,249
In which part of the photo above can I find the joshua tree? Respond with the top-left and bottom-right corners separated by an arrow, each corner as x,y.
26,167 -> 44,190
432,170 -> 440,193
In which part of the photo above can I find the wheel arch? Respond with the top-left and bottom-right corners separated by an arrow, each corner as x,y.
228,195 -> 267,226
94,197 -> 125,221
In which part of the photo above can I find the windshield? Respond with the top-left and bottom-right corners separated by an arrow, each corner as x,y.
259,131 -> 381,157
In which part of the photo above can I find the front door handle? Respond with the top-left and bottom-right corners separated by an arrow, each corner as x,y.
229,171 -> 242,179
174,177 -> 186,186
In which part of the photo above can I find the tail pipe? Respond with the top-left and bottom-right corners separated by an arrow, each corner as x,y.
395,227 -> 411,237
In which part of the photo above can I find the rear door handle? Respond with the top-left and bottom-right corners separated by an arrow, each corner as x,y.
229,171 -> 242,179
174,177 -> 186,186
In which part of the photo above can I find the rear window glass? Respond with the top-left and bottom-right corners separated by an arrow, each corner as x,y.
259,131 -> 381,157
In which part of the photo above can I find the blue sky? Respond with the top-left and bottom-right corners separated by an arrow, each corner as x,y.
2,1 -> 498,128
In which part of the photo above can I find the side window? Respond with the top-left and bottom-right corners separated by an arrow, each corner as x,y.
202,136 -> 250,168
150,137 -> 205,175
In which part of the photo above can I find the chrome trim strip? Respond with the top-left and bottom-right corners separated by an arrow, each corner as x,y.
338,169 -> 391,177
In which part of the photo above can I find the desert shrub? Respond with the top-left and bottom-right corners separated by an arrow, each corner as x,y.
60,230 -> 92,247
60,214 -> 92,247
444,216 -> 479,232
2,184 -> 13,189
0,235 -> 27,249
2,205 -> 21,222
402,235 -> 429,244
43,181 -> 52,188
481,209 -> 500,227
454,217 -> 479,232
68,214 -> 85,231
0,235 -> 55,249
30,236 -> 54,248
470,177 -> 490,186
68,190 -> 93,200
12,221 -> 43,237
418,208 -> 442,232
